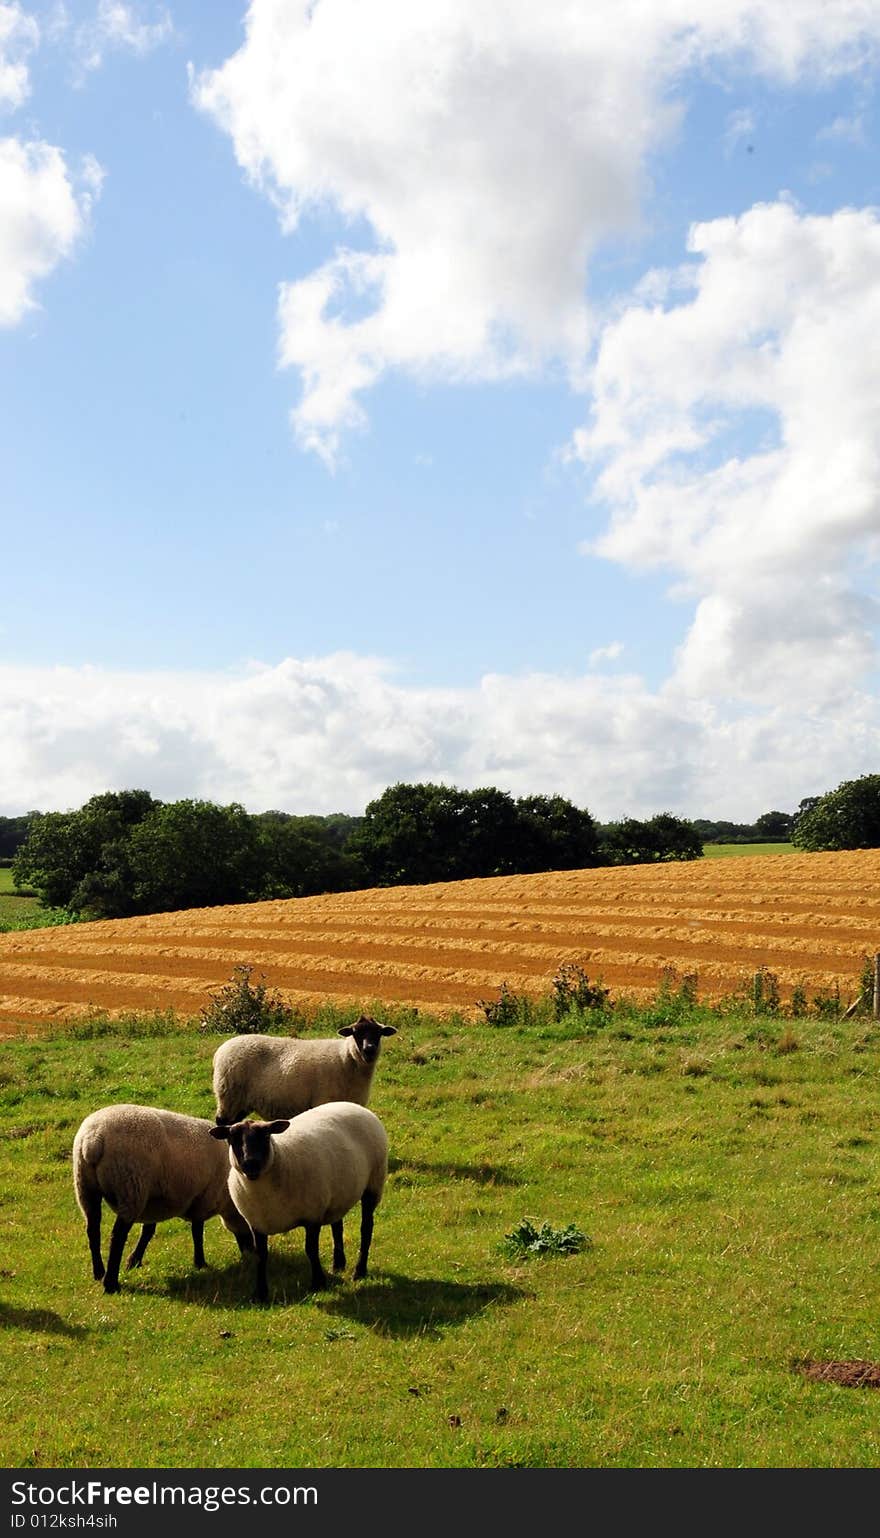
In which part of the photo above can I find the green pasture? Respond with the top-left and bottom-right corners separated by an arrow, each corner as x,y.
2,986 -> 880,1469
0,864 -> 39,926
702,842 -> 794,858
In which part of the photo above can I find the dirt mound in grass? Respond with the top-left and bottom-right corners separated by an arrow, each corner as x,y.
795,1359 -> 880,1387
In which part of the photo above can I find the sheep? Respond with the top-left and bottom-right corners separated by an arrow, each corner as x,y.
212,1014 -> 397,1125
72,1103 -> 255,1294
210,1101 -> 388,1303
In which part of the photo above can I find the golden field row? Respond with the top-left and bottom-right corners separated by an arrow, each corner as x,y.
1,848 -> 879,1032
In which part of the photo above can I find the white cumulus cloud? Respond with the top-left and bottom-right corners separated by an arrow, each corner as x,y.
0,1 -> 37,111
574,201 -> 880,710
74,0 -> 173,76
0,137 -> 102,326
2,651 -> 880,823
193,0 -> 880,463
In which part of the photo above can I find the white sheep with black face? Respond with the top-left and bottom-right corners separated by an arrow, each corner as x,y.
212,1015 -> 397,1125
72,1103 -> 254,1294
211,1101 -> 388,1304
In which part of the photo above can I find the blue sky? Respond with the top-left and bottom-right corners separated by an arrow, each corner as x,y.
2,1 -> 879,822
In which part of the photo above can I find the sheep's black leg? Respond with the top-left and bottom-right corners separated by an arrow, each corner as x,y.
331,1220 -> 346,1272
191,1220 -> 207,1269
253,1230 -> 269,1304
354,1191 -> 377,1280
125,1222 -> 156,1270
104,1216 -> 133,1294
304,1223 -> 327,1290
236,1227 -> 255,1254
84,1194 -> 104,1281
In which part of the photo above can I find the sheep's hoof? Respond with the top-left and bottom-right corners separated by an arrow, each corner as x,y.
92,1264 -> 105,1282
103,1278 -> 120,1295
252,1292 -> 269,1306
125,1255 -> 142,1271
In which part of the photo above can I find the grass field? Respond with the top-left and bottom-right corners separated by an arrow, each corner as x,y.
0,864 -> 39,928
3,993 -> 880,1468
702,843 -> 794,858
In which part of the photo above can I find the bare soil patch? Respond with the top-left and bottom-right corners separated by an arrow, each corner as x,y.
795,1359 -> 880,1388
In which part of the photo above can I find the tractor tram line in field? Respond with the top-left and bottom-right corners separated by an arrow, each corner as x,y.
1,849 -> 879,1032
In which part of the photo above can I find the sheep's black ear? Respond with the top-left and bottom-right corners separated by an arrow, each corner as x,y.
266,1120 -> 290,1136
380,1025 -> 397,1036
210,1125 -> 231,1140
338,1026 -> 354,1037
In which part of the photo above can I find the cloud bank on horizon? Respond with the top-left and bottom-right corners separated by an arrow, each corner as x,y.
2,0 -> 880,823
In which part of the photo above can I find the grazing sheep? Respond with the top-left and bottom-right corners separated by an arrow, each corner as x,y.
72,1103 -> 254,1294
212,1015 -> 397,1125
210,1101 -> 388,1303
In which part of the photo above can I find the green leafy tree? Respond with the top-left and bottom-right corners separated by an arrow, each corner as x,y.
126,799 -> 263,913
791,775 -> 880,852
513,794 -> 600,871
349,782 -> 475,886
693,818 -> 755,843
754,810 -> 793,840
352,782 -> 601,887
12,790 -> 158,914
600,813 -> 702,865
645,813 -> 703,861
0,814 -> 37,860
256,814 -> 368,897
458,786 -> 524,878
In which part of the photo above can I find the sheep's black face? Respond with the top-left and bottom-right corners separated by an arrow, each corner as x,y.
340,1015 -> 397,1064
210,1119 -> 290,1179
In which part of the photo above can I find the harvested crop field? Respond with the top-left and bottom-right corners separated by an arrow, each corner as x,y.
1,848 -> 879,1033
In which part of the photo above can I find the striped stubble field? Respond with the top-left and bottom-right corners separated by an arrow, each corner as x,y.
1,848 -> 879,1032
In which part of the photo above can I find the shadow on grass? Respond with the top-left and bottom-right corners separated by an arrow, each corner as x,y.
318,1273 -> 528,1337
155,1254 -> 528,1334
0,1303 -> 90,1338
388,1157 -> 523,1187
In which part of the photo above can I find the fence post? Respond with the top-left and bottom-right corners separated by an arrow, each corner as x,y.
874,953 -> 880,1021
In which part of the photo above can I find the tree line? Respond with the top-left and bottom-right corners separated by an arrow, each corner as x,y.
7,783 -> 702,920
6,771 -> 877,921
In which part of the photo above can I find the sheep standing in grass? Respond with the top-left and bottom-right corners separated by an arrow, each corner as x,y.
72,1104 -> 254,1294
210,1102 -> 388,1303
212,1015 -> 397,1125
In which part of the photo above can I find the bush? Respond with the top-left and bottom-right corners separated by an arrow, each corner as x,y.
639,968 -> 699,1027
199,964 -> 297,1035
551,961 -> 611,1020
811,982 -> 843,1020
789,983 -> 809,1018
477,981 -> 537,1028
792,774 -> 880,852
752,967 -> 781,1017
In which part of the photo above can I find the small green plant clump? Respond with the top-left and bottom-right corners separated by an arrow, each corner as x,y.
478,980 -> 536,1028
811,982 -> 843,1020
502,1217 -> 591,1259
639,967 -> 700,1028
199,963 -> 297,1035
752,967 -> 781,1017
